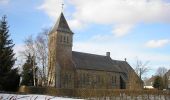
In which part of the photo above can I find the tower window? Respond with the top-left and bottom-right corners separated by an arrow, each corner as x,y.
60,35 -> 62,42
67,36 -> 69,43
64,36 -> 66,42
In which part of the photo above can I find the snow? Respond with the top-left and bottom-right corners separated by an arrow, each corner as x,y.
0,93 -> 84,100
144,86 -> 154,89
0,93 -> 169,100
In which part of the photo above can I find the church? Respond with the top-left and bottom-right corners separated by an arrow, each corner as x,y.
47,12 -> 143,90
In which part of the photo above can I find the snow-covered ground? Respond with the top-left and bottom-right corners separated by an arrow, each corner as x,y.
0,93 -> 169,100
0,93 -> 84,100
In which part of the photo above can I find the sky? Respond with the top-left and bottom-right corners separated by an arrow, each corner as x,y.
0,0 -> 170,77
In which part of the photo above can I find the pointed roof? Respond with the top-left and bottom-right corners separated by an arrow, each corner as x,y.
51,13 -> 73,34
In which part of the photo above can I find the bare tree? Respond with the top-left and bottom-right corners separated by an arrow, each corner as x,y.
21,36 -> 35,56
35,29 -> 49,86
156,67 -> 168,77
19,28 -> 49,86
134,57 -> 150,79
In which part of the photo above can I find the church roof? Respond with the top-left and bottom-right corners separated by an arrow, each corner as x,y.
72,51 -> 126,73
51,13 -> 73,34
115,61 -> 134,74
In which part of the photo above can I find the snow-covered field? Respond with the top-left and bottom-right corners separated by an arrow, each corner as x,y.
0,93 -> 169,100
0,93 -> 84,100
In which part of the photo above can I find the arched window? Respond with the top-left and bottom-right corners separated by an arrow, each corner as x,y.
80,73 -> 85,86
83,73 -> 86,85
97,75 -> 100,83
63,73 -> 68,88
86,74 -> 90,85
63,36 -> 66,42
60,35 -> 62,42
69,74 -> 71,80
67,36 -> 69,43
112,76 -> 115,87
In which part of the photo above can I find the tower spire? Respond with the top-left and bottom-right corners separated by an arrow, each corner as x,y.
50,0 -> 73,34
51,12 -> 73,34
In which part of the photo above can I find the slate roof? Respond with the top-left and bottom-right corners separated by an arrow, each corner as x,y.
72,51 -> 127,73
117,61 -> 134,73
50,13 -> 73,34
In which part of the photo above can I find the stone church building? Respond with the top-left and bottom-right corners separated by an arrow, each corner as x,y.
47,12 -> 143,90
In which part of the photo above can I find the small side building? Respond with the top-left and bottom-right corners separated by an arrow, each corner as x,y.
144,76 -> 155,89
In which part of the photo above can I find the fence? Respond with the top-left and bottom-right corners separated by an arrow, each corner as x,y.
74,89 -> 170,100
18,86 -> 170,100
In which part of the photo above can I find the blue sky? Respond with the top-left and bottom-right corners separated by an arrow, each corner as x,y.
0,0 -> 170,78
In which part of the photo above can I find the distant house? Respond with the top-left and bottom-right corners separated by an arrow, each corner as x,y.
164,70 -> 170,89
144,76 -> 155,89
47,12 -> 143,90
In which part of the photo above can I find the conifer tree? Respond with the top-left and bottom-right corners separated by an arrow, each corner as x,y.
0,15 -> 20,91
21,54 -> 37,86
153,76 -> 163,90
21,54 -> 34,86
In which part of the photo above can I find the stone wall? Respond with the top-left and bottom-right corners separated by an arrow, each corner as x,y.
127,70 -> 143,90
75,69 -> 122,89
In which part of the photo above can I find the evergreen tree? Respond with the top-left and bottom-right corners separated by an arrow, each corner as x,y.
21,54 -> 37,86
0,15 -> 20,91
153,76 -> 163,90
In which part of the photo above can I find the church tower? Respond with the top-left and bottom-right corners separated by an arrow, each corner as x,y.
47,13 -> 74,88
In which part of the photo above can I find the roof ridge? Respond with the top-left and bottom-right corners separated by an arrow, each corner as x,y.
72,51 -> 107,57
111,59 -> 125,62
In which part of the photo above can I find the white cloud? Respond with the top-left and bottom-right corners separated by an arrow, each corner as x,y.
37,0 -> 63,20
67,19 -> 85,29
38,0 -> 170,37
0,0 -> 9,5
70,0 -> 170,23
112,24 -> 134,37
146,39 -> 170,48
13,44 -> 25,58
13,44 -> 25,68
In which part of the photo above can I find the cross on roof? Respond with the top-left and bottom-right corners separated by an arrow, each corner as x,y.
61,3 -> 64,12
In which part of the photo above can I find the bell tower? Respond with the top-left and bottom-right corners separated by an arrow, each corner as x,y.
47,12 -> 74,87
